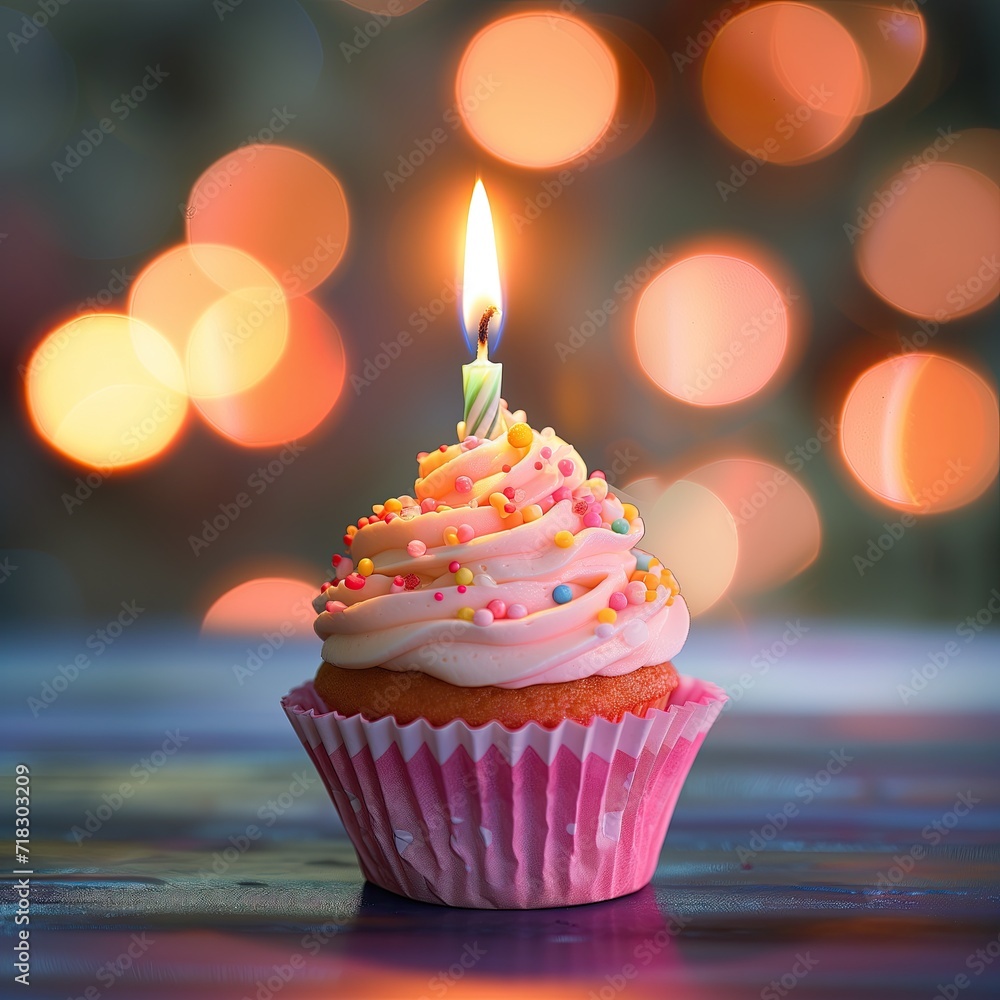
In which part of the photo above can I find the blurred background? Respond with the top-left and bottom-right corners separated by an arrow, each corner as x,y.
1,0 -> 997,629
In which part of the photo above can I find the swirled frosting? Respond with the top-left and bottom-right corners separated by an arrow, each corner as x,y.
314,405 -> 689,688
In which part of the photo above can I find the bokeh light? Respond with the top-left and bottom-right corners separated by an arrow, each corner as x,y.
456,12 -> 619,169
841,354 -> 999,514
186,144 -> 349,296
201,576 -> 317,634
702,2 -> 866,165
686,458 -> 821,593
634,250 -> 791,406
819,0 -> 925,112
25,313 -> 187,470
855,161 -> 999,320
129,243 -> 290,399
641,480 -> 739,616
194,296 -> 346,448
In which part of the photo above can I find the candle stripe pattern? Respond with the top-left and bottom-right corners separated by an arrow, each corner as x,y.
463,363 -> 503,439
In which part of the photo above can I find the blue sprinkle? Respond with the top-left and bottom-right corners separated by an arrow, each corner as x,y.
611,518 -> 630,534
632,550 -> 652,571
552,584 -> 572,604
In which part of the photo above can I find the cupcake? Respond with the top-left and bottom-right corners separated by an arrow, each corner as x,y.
283,404 -> 725,908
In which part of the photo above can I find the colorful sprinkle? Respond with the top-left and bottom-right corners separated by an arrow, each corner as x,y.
626,581 -> 646,605
344,573 -> 365,590
407,539 -> 427,557
591,470 -> 606,480
609,591 -> 628,612
501,464 -> 511,473
645,590 -> 657,602
585,478 -> 608,502
335,557 -> 353,579
489,492 -> 508,513
643,572 -> 659,589
508,603 -> 528,619
558,458 -> 575,477
621,503 -> 639,522
503,486 -> 515,499
455,568 -> 474,586
448,560 -> 461,573
342,534 -> 353,546
472,608 -> 494,626
552,486 -> 572,503
331,554 -> 342,567
504,503 -> 516,514
552,584 -> 572,604
325,600 -> 347,614
597,608 -> 617,624
384,498 -> 402,514
357,558 -> 374,577
455,476 -> 473,494
404,573 -> 420,590
487,599 -> 506,619
583,510 -> 602,528
391,576 -> 405,593
595,623 -> 614,639
420,497 -> 437,513
534,461 -> 543,470
611,518 -> 630,534
438,444 -> 448,452
507,422 -> 532,448
633,550 -> 652,572
554,530 -> 575,548
417,451 -> 428,461
457,584 -> 467,594
434,592 -> 444,601
457,524 -> 475,543
372,504 -> 385,515
319,580 -> 331,592
540,446 -> 552,460
522,504 -> 543,522
572,499 -> 589,516
444,527 -> 460,545
457,607 -> 475,621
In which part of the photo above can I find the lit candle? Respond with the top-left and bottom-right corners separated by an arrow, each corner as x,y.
461,180 -> 504,441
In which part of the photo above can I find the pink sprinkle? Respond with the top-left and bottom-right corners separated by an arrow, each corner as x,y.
552,486 -> 572,503
583,511 -> 602,528
462,435 -> 479,449
534,461 -> 543,471
406,539 -> 427,557
420,497 -> 437,513
344,574 -> 365,591
502,464 -> 511,473
504,503 -> 516,513
540,447 -> 552,460
487,599 -> 506,619
457,524 -> 475,542
319,581 -> 331,592
609,591 -> 628,612
558,459 -> 575,476
502,487 -> 515,499
448,560 -> 460,573
591,470 -> 606,480
325,600 -> 347,614
507,603 -> 528,619
455,476 -> 473,494
457,585 -> 467,594
331,554 -> 342,567
417,451 -> 429,461
384,512 -> 397,523
626,581 -> 646,605
434,592 -> 444,601
439,444 -> 448,452
513,488 -> 526,504
472,608 -> 494,626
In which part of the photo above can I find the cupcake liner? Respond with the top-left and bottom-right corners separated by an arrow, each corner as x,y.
282,674 -> 725,909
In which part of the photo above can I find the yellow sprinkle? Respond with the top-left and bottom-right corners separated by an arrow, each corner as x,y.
457,607 -> 475,621
666,596 -> 675,606
437,504 -> 452,512
444,528 -> 459,545
554,530 -> 575,548
522,504 -> 543,523
357,558 -> 374,577
622,503 -> 638,522
643,572 -> 659,590
346,525 -> 358,537
645,589 -> 657,602
371,503 -> 385,515
597,608 -> 617,624
489,492 -> 508,512
629,570 -> 646,583
384,498 -> 402,514
506,422 -> 532,448
585,478 -> 608,502
504,511 -> 524,528
455,568 -> 474,586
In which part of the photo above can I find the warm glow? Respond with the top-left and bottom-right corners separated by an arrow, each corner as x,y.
686,458 -> 821,593
201,577 -> 318,634
194,296 -> 346,447
462,179 -> 503,349
633,250 -> 791,406
642,480 -> 739,616
25,313 -> 187,470
186,144 -> 349,297
855,161 -> 999,320
129,243 -> 289,398
702,2 -> 865,165
841,354 -> 999,514
456,12 -> 618,169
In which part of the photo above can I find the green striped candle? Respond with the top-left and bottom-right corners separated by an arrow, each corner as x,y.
463,307 -> 503,440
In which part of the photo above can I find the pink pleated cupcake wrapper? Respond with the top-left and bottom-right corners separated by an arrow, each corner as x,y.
282,675 -> 726,909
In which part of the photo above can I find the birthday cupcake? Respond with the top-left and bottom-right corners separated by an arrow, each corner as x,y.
283,404 -> 725,908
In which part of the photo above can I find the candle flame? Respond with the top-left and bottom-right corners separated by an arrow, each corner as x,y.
462,179 -> 503,352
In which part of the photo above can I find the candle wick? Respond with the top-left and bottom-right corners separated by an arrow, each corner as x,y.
478,306 -> 496,347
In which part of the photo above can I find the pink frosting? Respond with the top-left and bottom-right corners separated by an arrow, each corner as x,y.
314,408 -> 689,688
